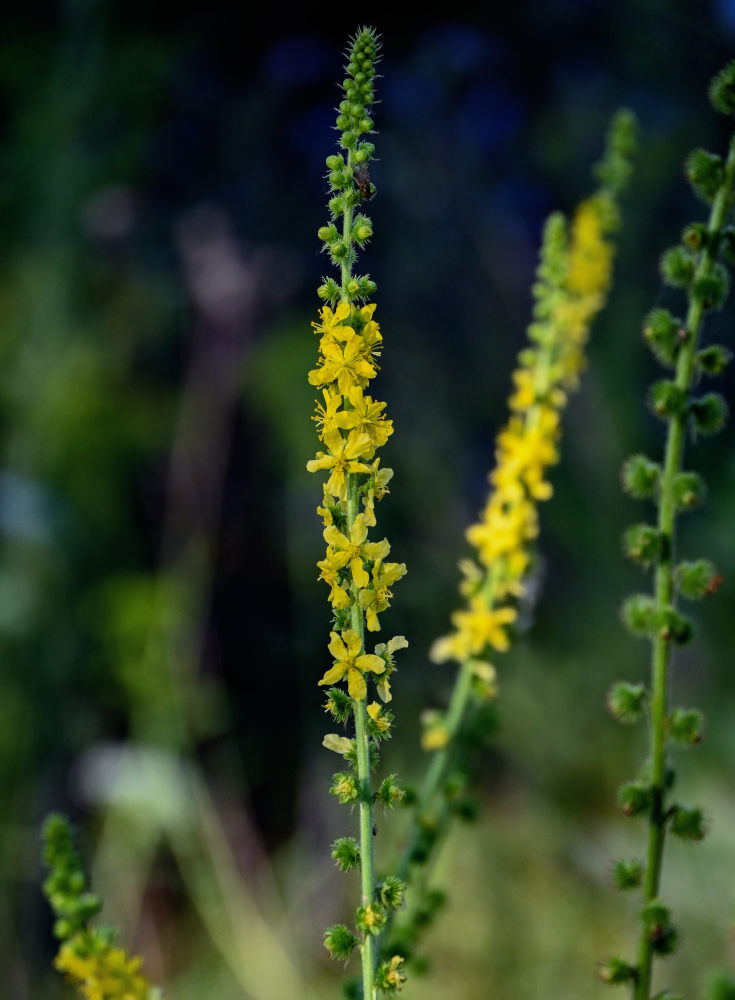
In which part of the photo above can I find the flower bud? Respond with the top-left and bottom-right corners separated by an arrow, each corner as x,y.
660,246 -> 696,287
668,707 -> 704,745
685,148 -> 725,202
674,559 -> 720,600
648,380 -> 687,420
318,223 -> 339,244
669,804 -> 707,840
326,153 -> 344,170
623,523 -> 664,567
621,594 -> 656,637
709,60 -> 735,114
696,344 -> 732,375
608,681 -> 647,723
323,924 -> 359,960
618,781 -> 651,817
621,454 -> 660,499
612,857 -> 644,890
690,392 -> 728,435
672,471 -> 706,511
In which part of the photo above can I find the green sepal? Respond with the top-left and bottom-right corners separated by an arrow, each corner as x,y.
696,343 -> 732,375
709,59 -> 735,115
685,148 -> 725,202
376,955 -> 408,993
640,900 -> 678,954
323,923 -> 360,960
331,836 -> 360,871
621,454 -> 660,499
376,774 -> 405,810
612,857 -> 644,890
618,781 -> 651,817
660,246 -> 696,287
317,277 -> 341,304
682,222 -> 709,251
598,957 -> 637,984
689,393 -> 728,435
674,558 -> 720,599
607,681 -> 647,723
355,902 -> 386,936
643,308 -> 684,367
623,523 -> 664,568
671,470 -> 706,511
648,380 -> 687,420
669,804 -> 707,840
330,771 -> 360,804
668,707 -> 704,745
620,594 -> 656,637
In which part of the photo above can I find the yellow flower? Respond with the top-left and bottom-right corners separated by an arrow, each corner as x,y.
308,331 -> 376,394
366,701 -> 391,733
318,629 -> 386,700
323,513 -> 391,590
55,937 -> 150,1000
384,955 -> 407,990
373,635 -> 408,702
307,428 -> 373,499
359,558 -> 407,631
362,458 -> 394,526
313,387 -> 347,440
316,549 -> 351,608
337,385 -> 393,449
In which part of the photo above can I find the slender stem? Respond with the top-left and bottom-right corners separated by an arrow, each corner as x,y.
633,132 -> 735,1000
341,145 -> 376,999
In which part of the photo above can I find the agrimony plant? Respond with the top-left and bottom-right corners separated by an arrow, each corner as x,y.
602,61 -> 735,999
379,110 -> 636,968
306,26 -> 408,999
42,814 -> 161,1000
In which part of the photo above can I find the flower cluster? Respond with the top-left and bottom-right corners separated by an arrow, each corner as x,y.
307,300 -> 407,704
430,115 -> 634,684
603,62 -> 735,1000
42,814 -> 160,1000
309,29 -> 408,999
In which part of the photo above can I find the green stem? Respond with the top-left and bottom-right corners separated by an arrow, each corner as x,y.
341,152 -> 376,999
633,132 -> 735,1000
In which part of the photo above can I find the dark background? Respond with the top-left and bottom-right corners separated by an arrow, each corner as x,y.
4,1 -> 735,997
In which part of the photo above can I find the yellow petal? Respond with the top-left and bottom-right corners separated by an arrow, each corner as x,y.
328,631 -> 347,660
343,629 -> 362,657
319,662 -> 346,686
356,653 -> 386,674
323,733 -> 353,754
334,300 -> 351,322
324,525 -> 349,549
350,514 -> 368,546
348,667 -> 367,701
351,557 -> 370,590
387,635 -> 409,653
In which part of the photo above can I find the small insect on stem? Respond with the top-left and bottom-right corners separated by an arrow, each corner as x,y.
354,163 -> 374,200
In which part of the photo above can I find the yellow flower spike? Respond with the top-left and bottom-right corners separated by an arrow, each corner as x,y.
318,629 -> 386,701
55,937 -> 150,1000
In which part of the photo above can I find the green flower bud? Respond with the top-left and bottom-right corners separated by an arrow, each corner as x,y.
648,380 -> 687,420
330,771 -> 359,804
352,214 -> 373,244
618,781 -> 652,817
376,774 -> 405,810
668,707 -> 704,745
317,223 -> 340,244
326,153 -> 344,170
643,308 -> 684,367
323,923 -> 360,960
335,114 -> 350,130
329,240 -> 349,262
709,60 -> 735,114
375,874 -> 406,910
654,606 -> 694,645
623,523 -> 664,568
641,901 -> 678,955
672,470 -> 706,511
612,857 -> 644,890
660,246 -> 696,287
669,804 -> 707,841
329,169 -> 348,189
682,222 -> 709,251
607,681 -> 647,724
692,265 -> 729,310
355,903 -> 386,936
330,836 -> 360,872
685,148 -> 725,202
598,957 -> 637,984
324,686 -> 352,722
690,392 -> 728,435
359,117 -> 374,133
674,558 -> 720,599
696,343 -> 732,375
340,130 -> 357,148
328,195 -> 345,218
621,454 -> 660,499
703,970 -> 735,1000
621,594 -> 656,637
